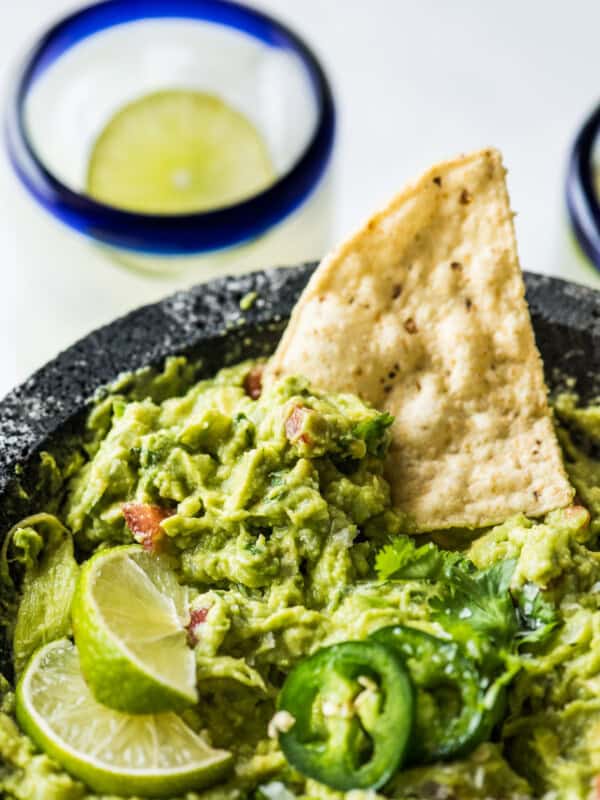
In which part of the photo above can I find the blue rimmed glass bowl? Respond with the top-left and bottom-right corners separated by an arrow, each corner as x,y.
5,0 -> 336,273
566,102 -> 600,274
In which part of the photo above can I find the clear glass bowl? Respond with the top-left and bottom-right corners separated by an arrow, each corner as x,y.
566,102 -> 600,274
5,0 -> 336,275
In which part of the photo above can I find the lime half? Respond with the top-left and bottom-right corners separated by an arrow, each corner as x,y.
16,639 -> 232,797
87,89 -> 275,213
72,545 -> 197,714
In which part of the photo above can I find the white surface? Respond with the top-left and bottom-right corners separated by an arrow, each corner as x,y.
3,0 -> 600,398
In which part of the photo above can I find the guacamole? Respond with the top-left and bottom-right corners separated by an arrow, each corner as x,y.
1,358 -> 600,800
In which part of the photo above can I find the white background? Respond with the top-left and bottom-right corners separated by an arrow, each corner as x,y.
2,0 -> 600,399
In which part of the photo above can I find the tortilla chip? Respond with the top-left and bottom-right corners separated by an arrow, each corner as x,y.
268,148 -> 573,530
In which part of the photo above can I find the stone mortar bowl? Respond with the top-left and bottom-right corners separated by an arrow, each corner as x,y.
2,264 -> 600,514
0,264 -> 598,668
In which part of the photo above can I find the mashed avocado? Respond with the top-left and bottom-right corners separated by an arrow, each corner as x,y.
1,359 -> 599,800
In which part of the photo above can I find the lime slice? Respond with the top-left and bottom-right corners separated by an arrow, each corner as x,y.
16,639 -> 232,797
87,89 -> 275,213
72,545 -> 197,714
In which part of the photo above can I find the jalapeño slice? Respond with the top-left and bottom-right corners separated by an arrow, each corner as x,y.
276,641 -> 414,791
371,625 -> 498,762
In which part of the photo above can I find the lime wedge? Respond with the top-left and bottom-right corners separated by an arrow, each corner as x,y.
87,89 -> 275,213
72,545 -> 197,714
16,639 -> 232,797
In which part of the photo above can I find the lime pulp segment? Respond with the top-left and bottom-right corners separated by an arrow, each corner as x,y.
87,90 -> 276,214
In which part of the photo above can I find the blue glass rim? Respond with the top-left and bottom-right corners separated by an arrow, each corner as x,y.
566,101 -> 600,272
4,0 -> 336,256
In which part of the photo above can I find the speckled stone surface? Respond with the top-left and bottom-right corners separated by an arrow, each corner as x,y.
1,265 -> 599,511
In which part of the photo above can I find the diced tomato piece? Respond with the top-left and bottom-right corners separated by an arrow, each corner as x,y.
122,502 -> 173,553
285,405 -> 312,446
244,365 -> 263,399
186,607 -> 209,646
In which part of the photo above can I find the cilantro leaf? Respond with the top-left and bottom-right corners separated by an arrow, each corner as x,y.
431,560 -> 519,654
375,535 -> 464,581
514,582 -> 559,645
375,536 -> 421,578
374,535 -> 559,665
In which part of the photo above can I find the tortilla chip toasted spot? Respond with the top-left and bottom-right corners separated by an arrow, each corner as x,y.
268,148 -> 573,530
